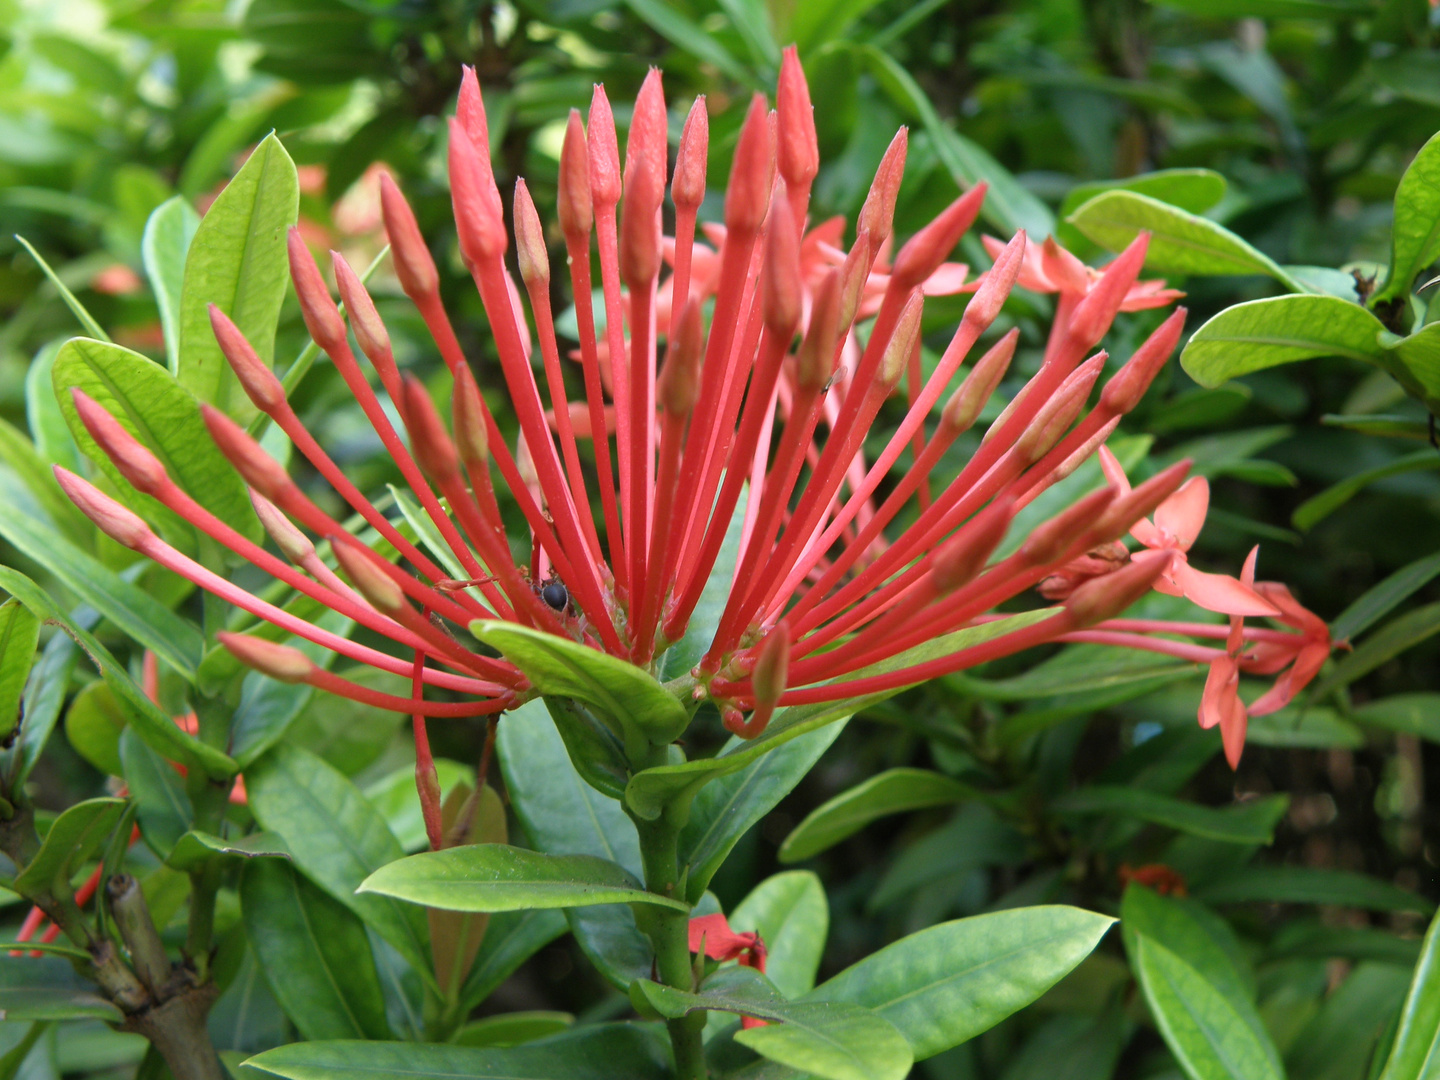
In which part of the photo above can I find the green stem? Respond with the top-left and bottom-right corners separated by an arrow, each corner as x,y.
631,807 -> 707,1080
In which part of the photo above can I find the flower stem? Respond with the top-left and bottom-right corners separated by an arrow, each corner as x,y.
630,805 -> 707,1080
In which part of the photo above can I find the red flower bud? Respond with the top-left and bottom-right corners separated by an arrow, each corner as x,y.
941,329 -> 1018,434
513,179 -> 550,286
879,290 -> 925,386
287,228 -> 347,353
725,93 -> 774,236
763,192 -> 802,339
1065,548 -> 1174,627
857,128 -> 908,254
456,66 -> 491,163
250,490 -> 313,564
587,85 -> 621,210
216,631 -> 315,684
209,304 -> 285,414
1099,307 -> 1185,415
379,172 -> 439,299
658,300 -> 705,416
70,389 -> 166,495
796,267 -> 842,390
201,404 -> 293,503
401,374 -> 461,481
449,117 -> 507,264
331,252 -> 395,381
1015,353 -> 1105,463
451,363 -> 490,470
53,466 -> 151,549
1067,233 -> 1149,350
557,110 -> 593,242
332,537 -> 407,615
890,184 -> 987,291
1019,485 -> 1118,566
777,46 -> 818,189
931,495 -> 1015,594
673,96 -> 709,211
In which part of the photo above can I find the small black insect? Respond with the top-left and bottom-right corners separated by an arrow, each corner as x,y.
539,578 -> 570,613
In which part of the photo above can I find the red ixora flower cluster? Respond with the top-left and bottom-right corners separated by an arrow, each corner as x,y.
53,47 -> 1329,826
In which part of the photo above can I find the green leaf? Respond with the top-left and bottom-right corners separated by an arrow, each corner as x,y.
869,804 -> 1026,912
177,133 -> 299,423
240,1023 -> 672,1080
0,957 -> 121,1023
1376,908 -> 1440,1080
0,598 -> 39,743
1380,322 -> 1440,411
245,743 -> 432,981
0,415 -> 93,545
1312,602 -> 1440,700
141,195 -> 201,372
1150,0 -> 1367,14
683,719 -> 848,899
0,568 -> 233,778
1061,169 -> 1228,219
626,610 -> 1058,822
1294,442 -> 1440,530
808,906 -> 1116,1060
859,44 -> 1054,238
54,336 -> 263,550
498,698 -> 652,988
1291,962 -> 1411,1080
241,858 -> 392,1041
453,1012 -> 575,1049
1131,934 -> 1284,1080
1195,867 -> 1434,913
9,624 -> 79,788
729,871 -> 829,999
1246,706 -> 1364,749
780,767 -> 972,863
472,623 -> 689,754
1122,885 -> 1280,1074
120,727 -> 193,858
13,796 -> 125,896
65,681 -> 127,776
787,0 -> 891,52
1376,131 -> 1440,305
27,340 -> 82,474
1353,695 -> 1440,742
1333,552 -> 1440,644
620,0 -> 757,87
359,844 -> 690,913
167,830 -> 288,873
0,499 -> 204,681
954,641 -> 1191,701
1067,190 -> 1305,290
1181,295 -> 1394,391
638,967 -> 913,1080
1053,787 -> 1288,844
13,236 -> 109,342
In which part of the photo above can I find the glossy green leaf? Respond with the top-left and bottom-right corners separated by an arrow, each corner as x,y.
167,830 -> 288,873
1181,295 -> 1391,389
9,623 -> 78,787
62,678 -> 125,776
245,743 -> 431,980
1333,553 -> 1440,644
1123,886 -> 1280,1074
780,767 -> 972,863
682,718 -> 847,899
621,0 -> 756,86
1068,190 -> 1305,290
0,568 -> 234,778
288,666 -> 408,776
0,415 -> 92,544
809,906 -> 1116,1059
472,622 -> 689,753
360,844 -> 689,913
1312,602 -> 1440,700
0,598 -> 39,743
1291,962 -> 1411,1080
730,871 -> 829,999
1196,867 -> 1434,913
869,804 -> 1027,911
627,611 -> 1057,821
177,133 -> 298,423
1294,449 -> 1440,531
860,43 -> 1054,237
241,858 -> 392,1041
1353,695 -> 1440,742
1376,131 -> 1440,305
1151,0 -> 1367,14
954,641 -> 1191,701
453,1012 -> 575,1049
639,967 -> 913,1080
14,236 -> 109,342
54,336 -> 263,549
498,697 -> 652,988
1246,706 -> 1364,749
141,195 -> 200,371
1132,934 -> 1284,1080
120,727 -> 193,858
1376,908 -> 1440,1080
1054,787 -> 1288,844
0,957 -> 121,1023
13,796 -> 124,896
27,340 -> 81,475
1061,169 -> 1228,219
787,0 -> 891,52
241,1022 -> 671,1080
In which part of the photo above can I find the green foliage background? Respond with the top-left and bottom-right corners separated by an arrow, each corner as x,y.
2,0 -> 1440,1077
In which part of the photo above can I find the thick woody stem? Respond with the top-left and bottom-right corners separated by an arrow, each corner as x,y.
106,873 -> 171,996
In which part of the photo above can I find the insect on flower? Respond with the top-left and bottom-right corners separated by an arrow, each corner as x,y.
54,44 -> 1328,860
